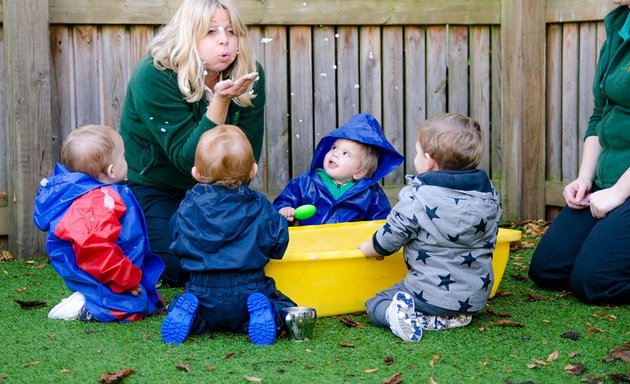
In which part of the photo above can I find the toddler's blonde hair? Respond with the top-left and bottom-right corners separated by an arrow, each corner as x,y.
416,113 -> 483,171
61,125 -> 120,179
194,125 -> 255,187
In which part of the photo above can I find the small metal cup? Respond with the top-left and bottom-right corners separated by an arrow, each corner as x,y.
283,306 -> 317,342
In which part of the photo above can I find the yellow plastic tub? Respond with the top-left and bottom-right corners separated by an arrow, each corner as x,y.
265,220 -> 522,317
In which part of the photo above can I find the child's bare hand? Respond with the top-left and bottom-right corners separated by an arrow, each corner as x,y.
359,241 -> 383,259
279,207 -> 296,221
129,286 -> 142,296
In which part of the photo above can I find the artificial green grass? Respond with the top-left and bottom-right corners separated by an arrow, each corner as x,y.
0,238 -> 628,384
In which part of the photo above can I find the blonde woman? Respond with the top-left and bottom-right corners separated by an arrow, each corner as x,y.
119,0 -> 265,287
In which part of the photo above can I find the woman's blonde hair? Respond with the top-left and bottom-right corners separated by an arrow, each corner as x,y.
416,113 -> 483,171
61,125 -> 119,178
194,125 -> 255,187
148,0 -> 257,105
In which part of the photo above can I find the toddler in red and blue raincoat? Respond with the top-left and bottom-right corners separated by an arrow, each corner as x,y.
33,125 -> 164,322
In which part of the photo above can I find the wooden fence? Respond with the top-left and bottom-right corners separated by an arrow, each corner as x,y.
0,0 -> 617,259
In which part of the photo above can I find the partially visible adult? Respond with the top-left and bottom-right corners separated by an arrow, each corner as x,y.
119,0 -> 265,286
528,0 -> 630,304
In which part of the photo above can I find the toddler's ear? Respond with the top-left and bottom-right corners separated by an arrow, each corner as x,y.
352,167 -> 368,181
105,164 -> 116,179
249,163 -> 259,180
425,153 -> 439,171
191,166 -> 201,182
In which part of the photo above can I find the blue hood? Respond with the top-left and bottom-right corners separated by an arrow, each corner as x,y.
33,164 -> 103,231
309,113 -> 403,183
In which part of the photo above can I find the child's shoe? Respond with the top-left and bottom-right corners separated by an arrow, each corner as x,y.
247,292 -> 277,345
386,291 -> 423,342
77,305 -> 95,321
419,313 -> 473,330
48,291 -> 85,320
161,293 -> 198,345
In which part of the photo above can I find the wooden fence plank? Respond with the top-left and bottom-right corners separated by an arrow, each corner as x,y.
426,26 -> 447,117
382,26 -> 405,185
490,25 -> 502,181
447,26 -> 469,115
4,0 -> 53,258
336,27 -> 360,124
246,26 -> 265,191
50,25 -> 76,157
404,26 -> 426,175
129,26 -> 154,72
546,24 -> 562,182
359,27 -> 382,119
262,26 -> 289,195
73,25 -> 101,127
0,27 -> 7,192
561,23 -> 579,181
288,27 -> 314,177
578,22 -> 597,160
101,26 -> 129,130
470,26 -> 491,173
500,0 -> 546,220
313,26 -> 337,140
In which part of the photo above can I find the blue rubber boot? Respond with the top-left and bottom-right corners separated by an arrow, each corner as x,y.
161,293 -> 198,345
247,292 -> 277,345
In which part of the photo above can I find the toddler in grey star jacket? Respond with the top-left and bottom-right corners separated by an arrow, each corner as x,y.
359,113 -> 502,342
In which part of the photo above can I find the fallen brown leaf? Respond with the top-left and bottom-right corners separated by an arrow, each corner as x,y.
592,312 -> 617,321
244,376 -> 262,382
339,342 -> 355,348
16,287 -> 28,293
429,354 -> 440,367
98,368 -> 136,384
224,351 -> 237,359
175,363 -> 191,372
547,350 -> 559,362
608,373 -> 630,382
587,327 -> 605,333
382,372 -> 403,384
484,310 -> 511,317
60,369 -> 72,374
383,356 -> 394,366
527,292 -> 549,302
22,361 -> 40,368
364,368 -> 379,374
339,316 -> 365,329
207,366 -> 216,372
0,250 -> 13,262
494,319 -> 525,328
492,291 -> 512,298
603,342 -> 630,363
430,378 -> 439,384
564,363 -> 586,375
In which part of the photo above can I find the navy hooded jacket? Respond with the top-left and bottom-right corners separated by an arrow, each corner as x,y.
273,113 -> 403,225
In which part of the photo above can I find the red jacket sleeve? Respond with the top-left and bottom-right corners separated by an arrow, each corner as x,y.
55,186 -> 142,293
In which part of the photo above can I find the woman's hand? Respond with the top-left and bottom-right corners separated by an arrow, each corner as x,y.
589,187 -> 625,218
214,72 -> 259,100
563,177 -> 592,209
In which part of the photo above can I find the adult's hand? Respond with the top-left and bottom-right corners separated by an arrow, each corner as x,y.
588,187 -> 625,218
563,177 -> 591,209
214,72 -> 259,100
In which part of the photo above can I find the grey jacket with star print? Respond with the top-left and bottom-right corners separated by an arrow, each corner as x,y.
372,170 -> 502,313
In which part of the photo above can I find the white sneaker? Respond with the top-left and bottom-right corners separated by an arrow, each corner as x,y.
386,292 -> 423,342
48,292 -> 85,320
419,313 -> 473,330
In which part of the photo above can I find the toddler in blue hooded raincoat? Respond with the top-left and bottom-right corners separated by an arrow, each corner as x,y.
33,125 -> 164,322
273,113 -> 403,225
